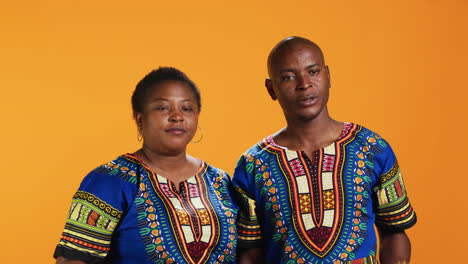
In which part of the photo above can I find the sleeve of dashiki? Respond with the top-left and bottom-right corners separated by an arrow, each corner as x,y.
231,154 -> 263,249
53,163 -> 138,264
372,141 -> 417,232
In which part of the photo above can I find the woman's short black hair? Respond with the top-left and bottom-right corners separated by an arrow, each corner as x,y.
131,67 -> 201,115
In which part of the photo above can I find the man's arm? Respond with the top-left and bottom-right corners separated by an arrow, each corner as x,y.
237,247 -> 263,264
55,256 -> 87,264
378,229 -> 411,264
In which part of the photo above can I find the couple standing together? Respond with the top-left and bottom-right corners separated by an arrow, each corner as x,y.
54,36 -> 417,264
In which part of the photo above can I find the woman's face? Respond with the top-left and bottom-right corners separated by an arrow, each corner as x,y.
136,80 -> 199,156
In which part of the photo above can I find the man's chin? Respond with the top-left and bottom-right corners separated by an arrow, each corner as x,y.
295,109 -> 322,122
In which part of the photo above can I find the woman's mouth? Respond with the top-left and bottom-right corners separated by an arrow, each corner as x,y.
166,127 -> 186,135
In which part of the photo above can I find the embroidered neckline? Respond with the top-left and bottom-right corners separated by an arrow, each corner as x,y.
263,122 -> 354,154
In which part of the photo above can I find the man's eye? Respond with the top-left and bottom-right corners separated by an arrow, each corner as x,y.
282,75 -> 295,81
155,106 -> 168,110
310,69 -> 320,75
183,107 -> 193,112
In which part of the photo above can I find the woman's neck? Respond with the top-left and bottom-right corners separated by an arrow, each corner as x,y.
136,147 -> 200,185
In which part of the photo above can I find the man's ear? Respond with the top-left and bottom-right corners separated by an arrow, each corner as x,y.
326,65 -> 331,88
265,78 -> 277,100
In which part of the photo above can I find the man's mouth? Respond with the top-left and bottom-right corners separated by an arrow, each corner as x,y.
297,95 -> 317,106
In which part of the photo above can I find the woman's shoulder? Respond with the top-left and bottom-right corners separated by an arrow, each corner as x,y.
83,154 -> 143,185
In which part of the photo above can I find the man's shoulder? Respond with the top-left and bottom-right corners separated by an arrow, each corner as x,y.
352,123 -> 388,143
202,161 -> 230,179
350,123 -> 395,157
239,136 -> 273,159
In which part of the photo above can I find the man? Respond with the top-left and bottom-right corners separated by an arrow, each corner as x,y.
232,37 -> 416,264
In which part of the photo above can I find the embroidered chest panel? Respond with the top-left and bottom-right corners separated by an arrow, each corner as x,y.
134,160 -> 237,264
153,172 -> 220,263
264,123 -> 357,258
285,144 -> 344,255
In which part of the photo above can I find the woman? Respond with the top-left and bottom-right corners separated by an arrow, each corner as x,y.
54,67 -> 238,264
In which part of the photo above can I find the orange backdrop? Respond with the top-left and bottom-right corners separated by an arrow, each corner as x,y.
1,0 -> 466,263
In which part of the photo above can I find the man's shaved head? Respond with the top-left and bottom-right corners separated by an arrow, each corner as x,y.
264,36 -> 331,122
267,36 -> 325,77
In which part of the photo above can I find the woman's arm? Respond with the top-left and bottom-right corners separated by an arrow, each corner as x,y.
378,229 -> 411,264
55,256 -> 87,264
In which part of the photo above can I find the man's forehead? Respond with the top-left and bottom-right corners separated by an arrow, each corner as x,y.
270,37 -> 322,56
270,45 -> 324,69
267,37 -> 325,75
278,44 -> 321,59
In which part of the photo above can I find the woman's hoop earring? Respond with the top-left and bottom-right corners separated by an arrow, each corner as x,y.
191,126 -> 204,143
137,129 -> 143,142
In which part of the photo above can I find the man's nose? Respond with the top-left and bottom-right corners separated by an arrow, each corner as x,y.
296,74 -> 313,90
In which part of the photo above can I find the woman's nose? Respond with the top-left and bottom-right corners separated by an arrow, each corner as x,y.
169,110 -> 184,122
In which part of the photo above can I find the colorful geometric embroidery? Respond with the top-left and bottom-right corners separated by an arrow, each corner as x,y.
237,153 -> 289,245
155,173 -> 217,263
334,254 -> 378,264
290,158 -> 306,175
132,157 -> 237,264
300,194 -> 312,213
255,155 -> 289,243
56,154 -> 238,263
323,154 -> 336,172
233,123 -> 416,263
282,243 -> 307,263
235,184 -> 263,244
58,191 -> 122,257
212,172 -> 238,263
333,131 -> 393,262
374,162 -> 416,230
323,190 -> 335,210
96,160 -> 139,184
262,123 -> 355,258
135,180 -> 174,263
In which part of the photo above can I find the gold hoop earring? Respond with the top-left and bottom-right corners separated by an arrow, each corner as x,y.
191,126 -> 203,143
137,129 -> 143,142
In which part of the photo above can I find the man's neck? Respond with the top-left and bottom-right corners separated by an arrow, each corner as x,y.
275,112 -> 343,154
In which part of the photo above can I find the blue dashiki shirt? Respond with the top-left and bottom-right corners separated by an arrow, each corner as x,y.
54,153 -> 238,264
232,123 -> 416,264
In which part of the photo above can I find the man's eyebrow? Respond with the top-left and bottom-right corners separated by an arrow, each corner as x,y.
306,64 -> 320,68
278,64 -> 320,73
279,68 -> 295,73
150,98 -> 193,102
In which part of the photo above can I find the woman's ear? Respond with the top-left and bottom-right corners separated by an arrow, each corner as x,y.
135,112 -> 143,130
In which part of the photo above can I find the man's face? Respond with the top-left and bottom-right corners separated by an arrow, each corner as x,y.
266,43 -> 331,122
